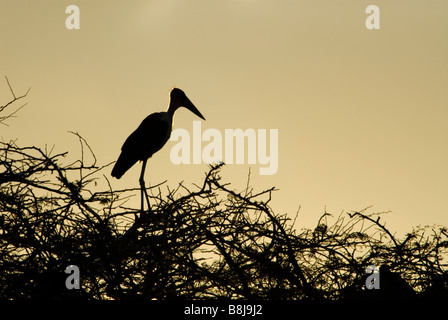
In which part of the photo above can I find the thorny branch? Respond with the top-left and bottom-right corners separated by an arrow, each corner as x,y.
0,77 -> 31,126
1,140 -> 447,300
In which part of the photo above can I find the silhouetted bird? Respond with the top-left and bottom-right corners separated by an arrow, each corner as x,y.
111,88 -> 205,210
376,265 -> 416,299
341,265 -> 416,300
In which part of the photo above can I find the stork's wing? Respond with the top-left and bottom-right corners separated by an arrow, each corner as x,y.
111,112 -> 170,179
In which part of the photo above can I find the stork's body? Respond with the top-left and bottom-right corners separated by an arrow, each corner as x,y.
111,88 -> 205,211
111,112 -> 172,179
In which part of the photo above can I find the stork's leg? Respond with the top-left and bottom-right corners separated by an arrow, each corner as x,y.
139,159 -> 152,213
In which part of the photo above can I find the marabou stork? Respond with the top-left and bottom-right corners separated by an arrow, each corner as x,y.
111,88 -> 205,211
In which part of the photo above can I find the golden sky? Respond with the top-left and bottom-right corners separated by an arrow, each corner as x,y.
1,0 -> 447,234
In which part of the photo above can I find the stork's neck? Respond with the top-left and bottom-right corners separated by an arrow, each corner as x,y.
159,111 -> 173,126
167,100 -> 179,119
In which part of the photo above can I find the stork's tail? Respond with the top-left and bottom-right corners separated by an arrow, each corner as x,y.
111,152 -> 138,179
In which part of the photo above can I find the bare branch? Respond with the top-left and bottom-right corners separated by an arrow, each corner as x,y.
0,76 -> 31,126
1,134 -> 447,300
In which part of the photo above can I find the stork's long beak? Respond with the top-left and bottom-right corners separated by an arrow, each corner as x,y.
182,95 -> 205,120
169,88 -> 206,120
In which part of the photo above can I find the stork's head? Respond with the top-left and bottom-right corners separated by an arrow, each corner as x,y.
169,88 -> 205,120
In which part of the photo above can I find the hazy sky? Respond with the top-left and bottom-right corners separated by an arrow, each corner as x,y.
1,0 -> 447,234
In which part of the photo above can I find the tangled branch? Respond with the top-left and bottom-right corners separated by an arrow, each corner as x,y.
1,139 -> 447,300
0,77 -> 30,126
